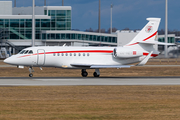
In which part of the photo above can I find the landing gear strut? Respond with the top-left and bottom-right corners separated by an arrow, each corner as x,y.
29,67 -> 34,77
93,69 -> 100,77
81,69 -> 88,77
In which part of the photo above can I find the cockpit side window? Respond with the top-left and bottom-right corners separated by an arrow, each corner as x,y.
19,50 -> 25,54
24,50 -> 29,54
28,50 -> 33,54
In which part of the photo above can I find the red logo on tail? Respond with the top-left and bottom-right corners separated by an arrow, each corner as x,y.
145,26 -> 153,33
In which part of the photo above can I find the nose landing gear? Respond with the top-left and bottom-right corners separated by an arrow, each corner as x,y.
29,67 -> 34,77
29,73 -> 33,77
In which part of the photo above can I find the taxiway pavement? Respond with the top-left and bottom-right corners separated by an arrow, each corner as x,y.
0,77 -> 180,86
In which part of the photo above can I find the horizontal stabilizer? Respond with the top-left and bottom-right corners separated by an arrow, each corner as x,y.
138,41 -> 175,46
136,51 -> 153,66
138,41 -> 157,45
156,42 -> 175,46
71,63 -> 133,69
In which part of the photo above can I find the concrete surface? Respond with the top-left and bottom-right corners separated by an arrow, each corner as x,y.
0,77 -> 180,86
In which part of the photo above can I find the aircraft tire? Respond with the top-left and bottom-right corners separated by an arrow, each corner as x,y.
93,72 -> 100,77
29,73 -> 33,77
81,72 -> 88,77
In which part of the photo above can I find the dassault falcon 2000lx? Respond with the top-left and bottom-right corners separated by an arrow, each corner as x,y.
4,18 -> 167,77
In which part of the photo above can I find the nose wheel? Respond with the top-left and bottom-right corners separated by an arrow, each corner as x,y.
29,73 -> 33,77
29,67 -> 34,77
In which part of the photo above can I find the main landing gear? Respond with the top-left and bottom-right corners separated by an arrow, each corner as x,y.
93,69 -> 100,77
81,69 -> 100,77
81,69 -> 88,77
29,67 -> 34,77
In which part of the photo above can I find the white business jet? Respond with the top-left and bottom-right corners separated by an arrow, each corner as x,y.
4,18 -> 163,77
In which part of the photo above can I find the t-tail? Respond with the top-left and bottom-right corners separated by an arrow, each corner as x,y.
124,18 -> 161,55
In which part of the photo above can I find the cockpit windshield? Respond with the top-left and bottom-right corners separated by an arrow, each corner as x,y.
24,50 -> 29,54
28,50 -> 33,54
19,50 -> 25,54
19,50 -> 33,54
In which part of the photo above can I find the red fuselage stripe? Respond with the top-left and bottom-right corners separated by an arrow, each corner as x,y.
18,50 -> 158,58
45,50 -> 114,54
18,50 -> 114,58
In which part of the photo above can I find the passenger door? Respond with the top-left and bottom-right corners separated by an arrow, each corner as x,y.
37,49 -> 45,66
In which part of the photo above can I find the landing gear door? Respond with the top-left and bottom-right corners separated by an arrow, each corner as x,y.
37,49 -> 45,66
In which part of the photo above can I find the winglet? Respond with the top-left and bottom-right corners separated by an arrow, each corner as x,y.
136,51 -> 153,66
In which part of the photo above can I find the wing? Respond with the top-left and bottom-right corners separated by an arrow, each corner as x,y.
71,63 -> 133,69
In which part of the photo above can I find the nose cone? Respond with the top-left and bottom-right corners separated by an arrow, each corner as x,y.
4,55 -> 23,65
4,56 -> 18,65
4,57 -> 12,64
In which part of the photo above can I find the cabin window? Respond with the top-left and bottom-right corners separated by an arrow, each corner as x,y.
66,53 -> 68,56
83,53 -> 85,56
87,53 -> 90,56
28,50 -> 33,54
79,53 -> 81,56
74,53 -> 76,56
57,53 -> 60,56
61,53 -> 64,56
53,53 -> 56,56
70,53 -> 72,56
24,50 -> 29,54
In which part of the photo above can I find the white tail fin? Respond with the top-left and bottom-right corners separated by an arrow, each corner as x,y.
124,18 -> 161,48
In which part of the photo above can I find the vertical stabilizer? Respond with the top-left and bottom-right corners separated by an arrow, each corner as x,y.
125,18 -> 161,47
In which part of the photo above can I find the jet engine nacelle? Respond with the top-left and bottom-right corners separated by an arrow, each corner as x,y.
113,47 -> 143,58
